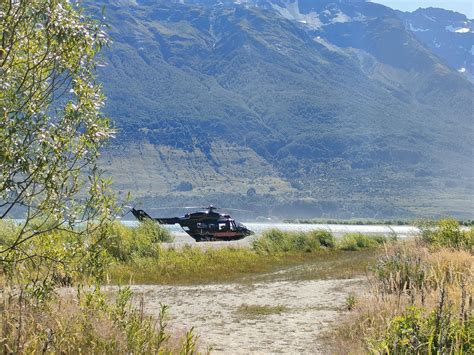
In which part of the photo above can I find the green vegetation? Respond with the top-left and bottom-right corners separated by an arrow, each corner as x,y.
333,219 -> 473,353
1,0 -> 116,262
109,228 -> 388,284
0,1 -> 195,352
284,219 -> 413,225
103,221 -> 174,262
252,229 -> 336,254
420,218 -> 473,251
236,304 -> 288,318
1,285 -> 199,353
84,0 -> 473,218
251,229 -> 390,254
109,246 -> 273,285
338,233 -> 390,251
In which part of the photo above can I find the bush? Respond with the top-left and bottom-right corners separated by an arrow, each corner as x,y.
110,246 -> 270,284
253,229 -> 384,254
368,304 -> 471,354
309,230 -> 336,248
252,229 -> 323,254
0,220 -> 21,249
338,233 -> 385,251
420,219 -> 473,251
335,243 -> 473,354
0,286 -> 199,353
103,221 -> 173,262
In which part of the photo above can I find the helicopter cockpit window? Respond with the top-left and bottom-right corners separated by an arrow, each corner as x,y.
219,223 -> 227,231
197,223 -> 207,229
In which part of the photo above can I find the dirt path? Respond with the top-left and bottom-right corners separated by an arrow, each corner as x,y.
124,276 -> 365,354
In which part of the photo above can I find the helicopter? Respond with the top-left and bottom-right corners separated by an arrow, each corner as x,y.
130,205 -> 254,242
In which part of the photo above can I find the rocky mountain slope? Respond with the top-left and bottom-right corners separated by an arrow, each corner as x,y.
89,0 -> 473,218
396,7 -> 473,82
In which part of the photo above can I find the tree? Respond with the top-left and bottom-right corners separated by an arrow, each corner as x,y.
0,0 -> 115,265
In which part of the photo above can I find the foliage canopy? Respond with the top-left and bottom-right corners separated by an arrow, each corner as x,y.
0,0 -> 115,271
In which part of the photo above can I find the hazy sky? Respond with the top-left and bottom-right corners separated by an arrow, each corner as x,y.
370,0 -> 473,18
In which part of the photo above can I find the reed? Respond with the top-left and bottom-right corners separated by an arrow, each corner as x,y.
331,221 -> 473,354
0,286 -> 202,354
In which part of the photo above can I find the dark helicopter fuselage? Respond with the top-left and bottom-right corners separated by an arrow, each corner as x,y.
131,207 -> 254,242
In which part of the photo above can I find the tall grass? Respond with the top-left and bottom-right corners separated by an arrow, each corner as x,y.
252,229 -> 335,254
332,219 -> 473,354
337,233 -> 389,251
0,286 -> 200,353
252,229 -> 387,254
102,221 -> 173,262
109,246 -> 277,284
110,229 -> 389,284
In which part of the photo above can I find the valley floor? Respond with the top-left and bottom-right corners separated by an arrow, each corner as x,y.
118,278 -> 363,353
106,254 -> 373,354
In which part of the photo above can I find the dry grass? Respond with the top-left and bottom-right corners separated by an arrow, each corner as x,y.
328,241 -> 473,354
0,286 -> 202,354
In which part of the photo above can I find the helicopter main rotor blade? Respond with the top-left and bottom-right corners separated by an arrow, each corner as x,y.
127,205 -> 253,212
219,208 -> 253,212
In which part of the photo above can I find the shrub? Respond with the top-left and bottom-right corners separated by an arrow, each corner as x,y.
103,221 -> 173,262
335,242 -> 473,354
420,219 -> 473,251
338,233 -> 385,251
253,230 -> 384,254
0,220 -> 21,249
368,303 -> 471,354
0,286 -> 199,353
252,229 -> 322,254
309,230 -> 336,248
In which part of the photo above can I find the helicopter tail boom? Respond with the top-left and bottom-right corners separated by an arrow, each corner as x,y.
155,217 -> 181,225
131,208 -> 180,225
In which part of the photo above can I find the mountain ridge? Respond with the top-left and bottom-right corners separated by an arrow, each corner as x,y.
88,0 -> 473,218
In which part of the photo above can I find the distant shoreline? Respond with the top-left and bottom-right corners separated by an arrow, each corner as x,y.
283,218 -> 474,226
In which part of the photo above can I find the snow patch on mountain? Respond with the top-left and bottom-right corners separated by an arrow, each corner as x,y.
331,10 -> 351,24
270,0 -> 322,29
445,25 -> 471,33
409,23 -> 429,32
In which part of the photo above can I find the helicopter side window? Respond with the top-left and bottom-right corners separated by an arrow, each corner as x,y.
219,223 -> 227,231
197,223 -> 207,229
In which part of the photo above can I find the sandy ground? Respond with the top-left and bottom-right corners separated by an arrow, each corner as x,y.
111,276 -> 365,354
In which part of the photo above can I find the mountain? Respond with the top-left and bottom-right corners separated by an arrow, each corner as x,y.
396,7 -> 473,82
87,0 -> 473,219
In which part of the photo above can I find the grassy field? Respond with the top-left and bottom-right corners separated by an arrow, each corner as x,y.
108,248 -> 382,285
107,228 -> 388,285
1,218 -> 470,353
